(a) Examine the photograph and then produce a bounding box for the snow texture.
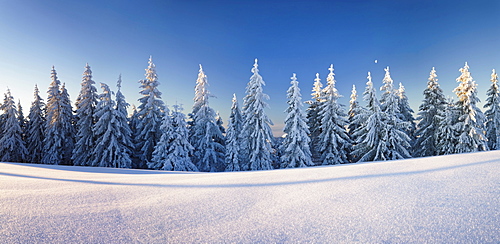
[1,151,498,243]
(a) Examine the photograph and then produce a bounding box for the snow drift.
[1,151,499,243]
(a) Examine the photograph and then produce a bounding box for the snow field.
[1,150,499,243]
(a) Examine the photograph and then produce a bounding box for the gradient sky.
[0,0,499,136]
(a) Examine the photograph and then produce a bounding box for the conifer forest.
[1,57,498,172]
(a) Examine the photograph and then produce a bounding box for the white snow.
[1,151,499,243]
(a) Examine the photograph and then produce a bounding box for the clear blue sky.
[0,0,498,136]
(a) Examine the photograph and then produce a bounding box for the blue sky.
[0,0,498,135]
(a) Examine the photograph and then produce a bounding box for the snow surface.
[1,151,499,243]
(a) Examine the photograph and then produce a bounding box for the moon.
[374,59,378,64]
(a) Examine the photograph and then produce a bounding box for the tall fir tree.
[453,62,488,153]
[225,94,243,171]
[484,69,500,150]
[150,104,198,171]
[73,63,98,166]
[379,67,412,160]
[26,85,46,163]
[397,82,416,151]
[189,65,225,172]
[92,82,132,168]
[241,59,274,171]
[348,84,364,162]
[414,67,447,157]
[280,73,313,168]
[306,73,323,164]
[351,72,387,162]
[114,75,134,167]
[42,66,74,164]
[436,98,459,155]
[17,100,26,142]
[135,56,166,168]
[128,104,141,167]
[317,65,351,165]
[0,89,28,162]
[59,83,76,165]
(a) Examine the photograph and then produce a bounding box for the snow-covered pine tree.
[317,65,351,165]
[135,56,166,168]
[280,73,313,168]
[128,104,141,168]
[306,73,323,164]
[397,82,416,151]
[436,98,459,155]
[347,84,364,162]
[17,100,26,142]
[453,62,488,153]
[379,67,412,160]
[150,104,198,171]
[414,67,447,157]
[189,65,225,172]
[42,67,66,165]
[225,94,243,171]
[114,75,134,168]
[241,59,275,171]
[92,82,132,168]
[0,89,28,162]
[484,69,500,150]
[59,83,76,165]
[351,72,387,162]
[73,63,98,166]
[26,85,46,163]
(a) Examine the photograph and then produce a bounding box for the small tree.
[347,84,364,162]
[17,100,26,142]
[437,99,459,155]
[317,65,351,165]
[0,89,28,162]
[150,105,198,171]
[26,85,46,163]
[484,69,500,150]
[59,83,76,165]
[280,73,313,168]
[225,94,243,171]
[397,82,416,152]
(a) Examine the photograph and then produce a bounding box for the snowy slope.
[1,151,499,243]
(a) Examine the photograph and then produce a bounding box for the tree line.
[0,57,498,171]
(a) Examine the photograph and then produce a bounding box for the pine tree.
[114,75,134,167]
[280,73,313,168]
[59,83,76,165]
[73,63,98,166]
[0,89,28,162]
[453,62,488,153]
[351,72,387,162]
[414,67,447,157]
[225,94,243,171]
[135,56,166,168]
[26,85,46,163]
[128,104,141,168]
[241,59,275,171]
[17,100,26,142]
[92,82,132,168]
[42,67,65,165]
[317,65,351,165]
[306,73,323,164]
[484,69,500,150]
[379,67,412,160]
[436,98,459,155]
[189,65,225,172]
[397,82,416,151]
[150,104,198,171]
[348,84,364,162]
